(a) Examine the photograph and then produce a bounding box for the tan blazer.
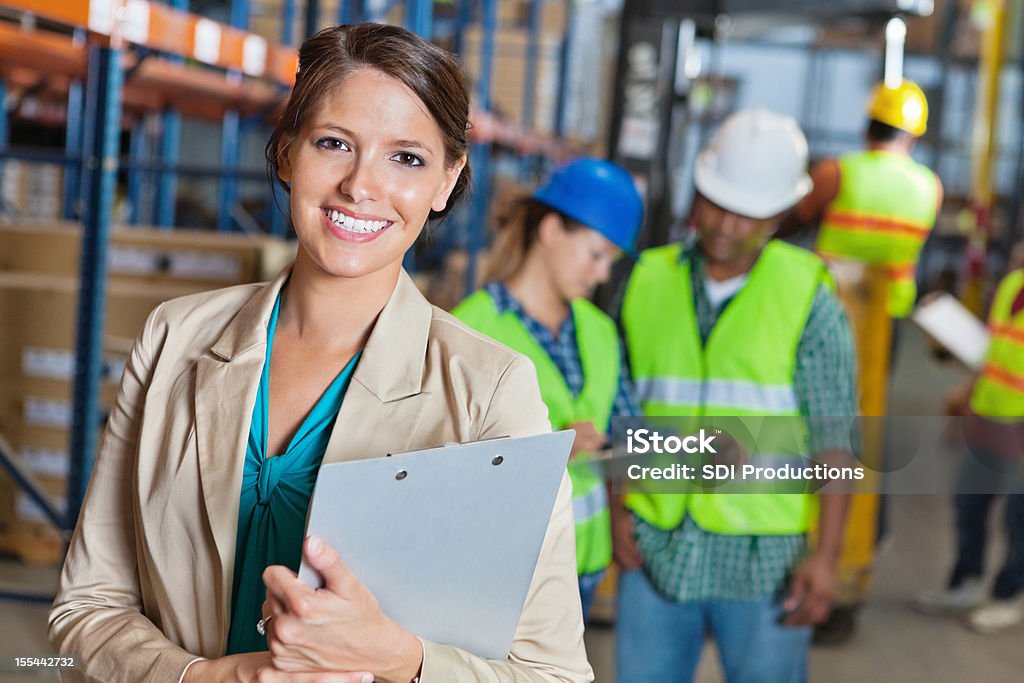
[49,267,593,683]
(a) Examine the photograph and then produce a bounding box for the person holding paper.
[916,266,1024,633]
[49,24,592,683]
[613,109,856,682]
[452,158,644,618]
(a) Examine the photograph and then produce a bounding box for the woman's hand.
[261,536,423,683]
[185,652,372,683]
[184,653,271,683]
[567,421,606,460]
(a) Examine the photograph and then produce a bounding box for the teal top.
[226,293,362,654]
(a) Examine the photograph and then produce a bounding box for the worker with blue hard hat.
[453,157,644,618]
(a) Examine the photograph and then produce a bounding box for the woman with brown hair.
[453,159,644,619]
[49,24,591,683]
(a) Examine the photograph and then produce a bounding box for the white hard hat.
[693,108,812,220]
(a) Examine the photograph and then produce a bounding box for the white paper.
[911,293,990,371]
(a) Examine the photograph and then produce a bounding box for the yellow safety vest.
[816,150,939,317]
[452,289,619,574]
[621,241,826,534]
[970,269,1024,421]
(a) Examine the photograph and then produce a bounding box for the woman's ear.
[536,212,566,247]
[276,138,294,183]
[432,155,468,213]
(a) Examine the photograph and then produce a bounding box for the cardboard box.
[0,222,295,288]
[1,159,63,223]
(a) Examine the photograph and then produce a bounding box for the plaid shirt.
[485,281,640,422]
[625,238,858,602]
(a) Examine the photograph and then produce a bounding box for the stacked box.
[0,223,294,563]
[1,160,64,222]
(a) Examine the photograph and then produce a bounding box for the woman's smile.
[321,206,394,242]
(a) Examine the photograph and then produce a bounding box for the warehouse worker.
[916,264,1024,633]
[613,109,857,682]
[49,24,592,683]
[789,79,943,318]
[453,158,644,619]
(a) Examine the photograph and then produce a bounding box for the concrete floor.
[1,325,1022,681]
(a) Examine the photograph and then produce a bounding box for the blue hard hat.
[532,158,644,255]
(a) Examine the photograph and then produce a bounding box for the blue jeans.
[579,570,606,621]
[615,569,811,683]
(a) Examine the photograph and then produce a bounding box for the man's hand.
[567,421,606,460]
[608,492,643,571]
[782,552,837,626]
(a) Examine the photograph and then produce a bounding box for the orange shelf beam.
[0,0,298,86]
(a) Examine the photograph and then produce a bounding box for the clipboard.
[911,293,990,371]
[298,430,575,660]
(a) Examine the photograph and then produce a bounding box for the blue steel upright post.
[405,0,433,40]
[218,107,241,231]
[553,0,575,139]
[466,0,498,295]
[154,0,187,228]
[154,106,181,227]
[126,116,149,224]
[281,0,296,44]
[0,80,5,205]
[305,0,321,38]
[339,0,361,25]
[453,0,473,57]
[401,0,434,273]
[63,30,88,221]
[519,0,541,181]
[268,0,299,238]
[67,43,125,528]
[63,84,85,220]
[218,0,249,232]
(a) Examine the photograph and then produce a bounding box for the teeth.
[325,209,389,234]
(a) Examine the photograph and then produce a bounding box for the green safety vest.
[970,269,1024,421]
[816,150,939,318]
[452,289,619,574]
[621,241,825,535]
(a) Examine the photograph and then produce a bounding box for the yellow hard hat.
[866,80,928,136]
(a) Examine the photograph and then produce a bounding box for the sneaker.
[966,596,1024,634]
[914,577,986,614]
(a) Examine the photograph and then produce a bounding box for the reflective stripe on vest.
[816,150,938,317]
[621,241,824,534]
[452,289,619,573]
[635,378,799,414]
[572,463,608,523]
[970,270,1024,421]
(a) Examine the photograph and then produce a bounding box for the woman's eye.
[392,152,424,167]
[315,137,349,151]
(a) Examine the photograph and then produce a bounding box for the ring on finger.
[256,614,274,636]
